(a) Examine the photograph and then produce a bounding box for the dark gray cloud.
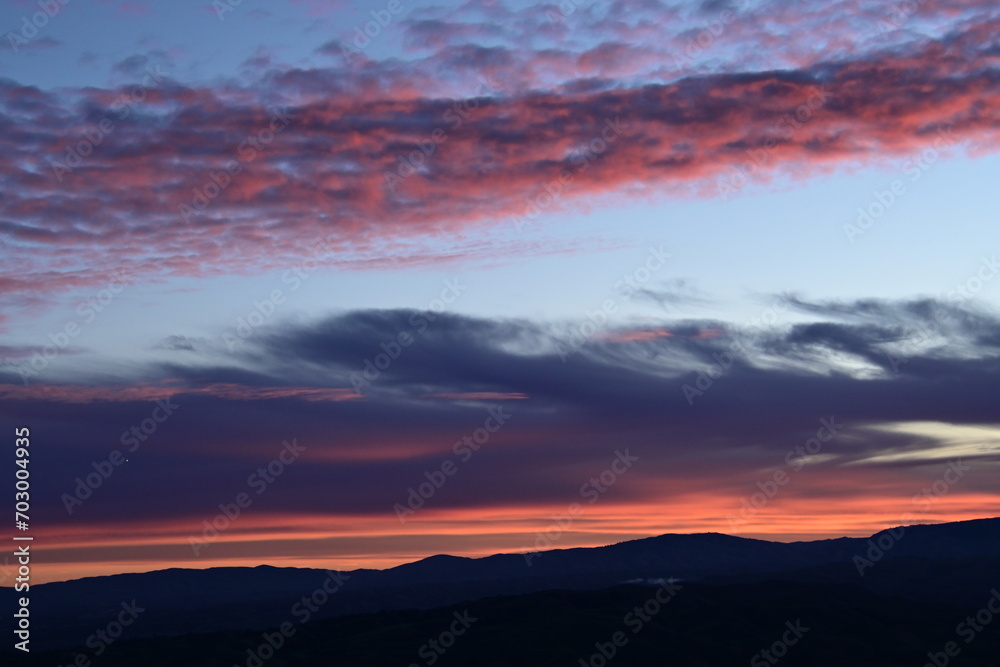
[2,297,998,535]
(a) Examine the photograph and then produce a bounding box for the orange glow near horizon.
[14,496,999,585]
[11,419,999,585]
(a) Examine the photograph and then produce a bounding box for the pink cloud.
[1,8,997,317]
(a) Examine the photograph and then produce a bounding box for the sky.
[0,0,998,585]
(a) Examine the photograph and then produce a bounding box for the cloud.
[154,335,201,352]
[4,296,999,576]
[0,382,359,403]
[16,35,62,51]
[634,280,714,310]
[600,327,676,343]
[423,391,530,400]
[112,53,151,76]
[2,4,998,317]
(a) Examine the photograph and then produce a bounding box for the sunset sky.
[1,0,999,585]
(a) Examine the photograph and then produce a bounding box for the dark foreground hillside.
[11,581,1000,667]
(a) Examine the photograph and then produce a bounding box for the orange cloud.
[26,495,1000,584]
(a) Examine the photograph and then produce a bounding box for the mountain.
[4,516,999,653]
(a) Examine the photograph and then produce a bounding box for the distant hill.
[4,516,999,652]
